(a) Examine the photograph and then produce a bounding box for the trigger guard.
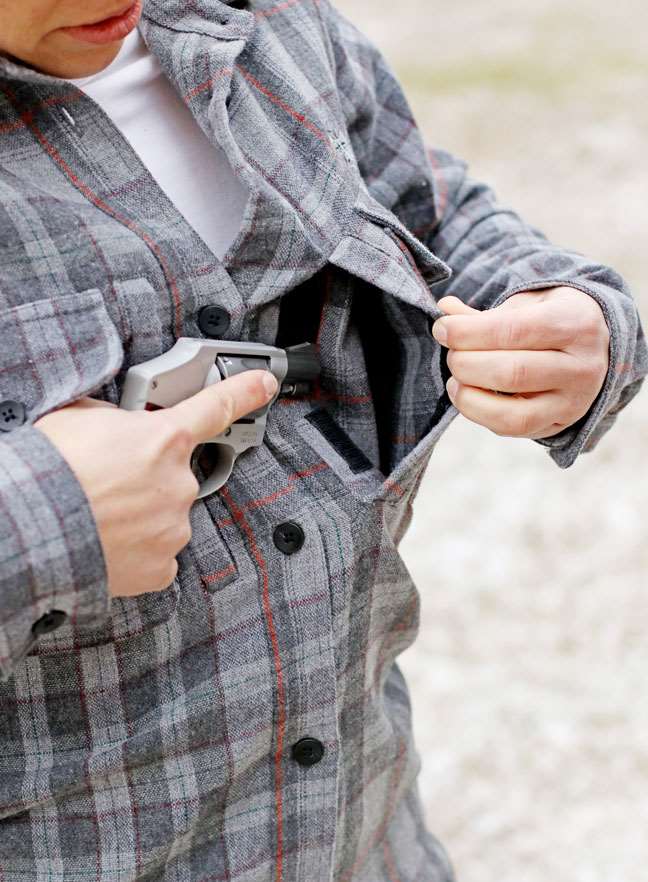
[194,444,237,499]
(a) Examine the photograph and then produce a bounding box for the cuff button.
[0,400,26,432]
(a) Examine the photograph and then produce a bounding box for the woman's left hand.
[430,286,610,440]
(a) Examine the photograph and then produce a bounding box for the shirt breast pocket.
[0,286,184,650]
[0,288,125,424]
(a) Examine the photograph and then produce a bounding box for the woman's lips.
[59,0,143,45]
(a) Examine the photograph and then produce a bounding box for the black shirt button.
[273,521,305,555]
[197,305,231,338]
[292,737,324,767]
[31,610,67,637]
[0,400,26,432]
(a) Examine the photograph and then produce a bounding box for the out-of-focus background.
[336,2,647,880]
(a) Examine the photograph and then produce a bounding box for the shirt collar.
[0,0,253,84]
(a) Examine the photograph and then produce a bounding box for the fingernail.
[446,377,458,398]
[432,320,448,345]
[263,372,279,397]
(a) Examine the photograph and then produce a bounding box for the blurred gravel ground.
[336,2,648,880]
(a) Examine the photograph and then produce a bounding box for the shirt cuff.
[0,424,111,682]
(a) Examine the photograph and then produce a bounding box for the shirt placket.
[140,7,346,879]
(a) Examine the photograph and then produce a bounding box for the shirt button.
[291,737,324,767]
[273,521,305,555]
[0,400,26,432]
[31,610,67,637]
[197,305,231,338]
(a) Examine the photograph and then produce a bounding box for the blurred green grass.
[401,47,648,98]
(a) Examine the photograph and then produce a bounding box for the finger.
[436,295,480,315]
[432,300,577,352]
[164,369,278,446]
[67,396,119,409]
[446,381,572,438]
[446,348,581,394]
[526,422,573,440]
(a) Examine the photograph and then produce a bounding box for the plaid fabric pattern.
[0,1,646,879]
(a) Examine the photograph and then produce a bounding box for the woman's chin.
[22,38,123,79]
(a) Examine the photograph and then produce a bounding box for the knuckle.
[170,426,194,453]
[540,305,579,347]
[565,394,589,421]
[508,356,528,390]
[572,355,605,391]
[578,358,600,385]
[581,308,606,339]
[497,408,533,438]
[449,380,463,406]
[178,520,193,549]
[161,513,193,553]
[156,419,193,456]
[548,393,579,426]
[516,409,537,437]
[592,352,609,378]
[158,517,188,554]
[569,355,590,380]
[500,317,522,350]
[490,419,509,437]
[445,349,459,375]
[599,321,611,347]
[155,558,178,590]
[185,473,200,502]
[556,315,582,347]
[219,392,236,429]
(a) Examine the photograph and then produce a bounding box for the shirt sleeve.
[0,424,111,683]
[324,3,648,469]
[420,146,647,467]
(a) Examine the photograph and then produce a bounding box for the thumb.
[71,396,120,409]
[161,369,278,446]
[436,295,480,316]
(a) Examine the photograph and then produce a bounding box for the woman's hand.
[33,370,278,599]
[430,287,610,440]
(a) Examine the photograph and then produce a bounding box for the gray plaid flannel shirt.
[0,1,646,880]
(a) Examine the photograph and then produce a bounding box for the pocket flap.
[0,289,124,422]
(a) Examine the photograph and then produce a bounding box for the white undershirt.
[69,27,248,260]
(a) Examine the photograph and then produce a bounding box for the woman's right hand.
[33,370,278,599]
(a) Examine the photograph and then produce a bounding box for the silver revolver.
[119,339,320,498]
